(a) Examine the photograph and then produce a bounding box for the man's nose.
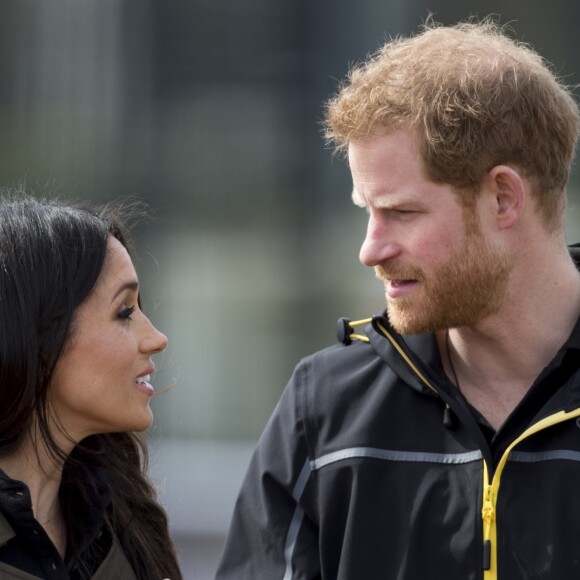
[359,216,401,267]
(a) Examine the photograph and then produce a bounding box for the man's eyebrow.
[111,281,139,302]
[352,189,416,211]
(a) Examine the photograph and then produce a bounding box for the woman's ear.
[485,165,526,230]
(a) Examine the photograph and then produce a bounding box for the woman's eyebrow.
[111,280,139,302]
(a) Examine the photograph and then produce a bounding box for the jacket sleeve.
[215,360,321,580]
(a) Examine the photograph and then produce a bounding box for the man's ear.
[485,165,526,229]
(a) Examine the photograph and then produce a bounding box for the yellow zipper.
[482,408,580,580]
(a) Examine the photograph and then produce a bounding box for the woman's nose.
[141,317,169,354]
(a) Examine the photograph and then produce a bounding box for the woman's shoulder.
[91,530,137,580]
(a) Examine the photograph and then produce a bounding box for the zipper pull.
[483,540,491,571]
[482,484,495,571]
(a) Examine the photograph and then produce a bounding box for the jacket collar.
[367,313,447,396]
[0,511,15,548]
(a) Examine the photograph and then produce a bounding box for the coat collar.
[0,511,15,548]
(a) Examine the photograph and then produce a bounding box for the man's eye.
[392,209,418,218]
[118,305,136,320]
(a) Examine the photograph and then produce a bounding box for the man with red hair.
[218,20,580,579]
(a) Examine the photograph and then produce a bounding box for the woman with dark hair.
[0,195,182,579]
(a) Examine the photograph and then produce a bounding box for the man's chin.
[386,305,433,335]
[386,300,455,335]
[387,302,494,335]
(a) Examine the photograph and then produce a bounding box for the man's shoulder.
[285,315,439,415]
[288,330,393,413]
[299,334,380,379]
[294,313,435,384]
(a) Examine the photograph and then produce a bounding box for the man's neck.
[439,246,580,430]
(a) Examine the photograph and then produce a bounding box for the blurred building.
[0,1,579,577]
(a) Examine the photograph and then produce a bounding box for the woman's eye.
[118,305,136,320]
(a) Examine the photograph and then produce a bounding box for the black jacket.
[0,469,136,580]
[217,247,580,580]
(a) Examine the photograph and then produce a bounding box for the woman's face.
[50,237,168,443]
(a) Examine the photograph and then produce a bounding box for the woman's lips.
[134,374,154,396]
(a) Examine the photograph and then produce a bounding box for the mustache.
[374,265,425,283]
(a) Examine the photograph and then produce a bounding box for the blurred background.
[0,0,579,577]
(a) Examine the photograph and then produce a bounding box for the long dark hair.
[0,195,181,579]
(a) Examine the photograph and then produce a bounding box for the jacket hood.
[365,313,446,397]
